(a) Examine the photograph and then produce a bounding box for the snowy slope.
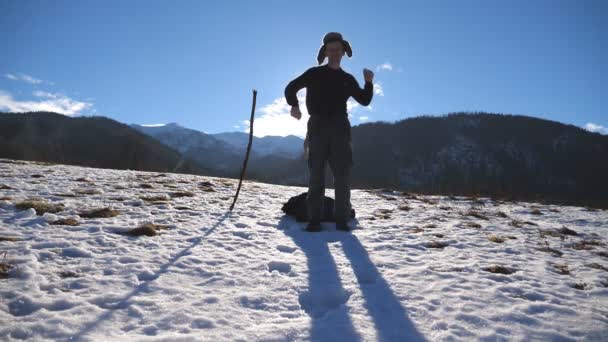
[0,158,607,341]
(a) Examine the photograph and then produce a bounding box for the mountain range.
[1,111,606,208]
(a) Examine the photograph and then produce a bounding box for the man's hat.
[316,32,353,65]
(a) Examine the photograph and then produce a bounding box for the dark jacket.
[284,64,373,117]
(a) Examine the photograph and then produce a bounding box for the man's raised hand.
[290,105,302,120]
[363,68,374,83]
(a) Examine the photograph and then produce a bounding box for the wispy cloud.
[0,90,93,116]
[375,62,393,72]
[584,122,608,135]
[5,73,54,85]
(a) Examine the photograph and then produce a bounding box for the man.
[284,32,374,232]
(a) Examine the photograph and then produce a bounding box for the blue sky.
[1,0,606,137]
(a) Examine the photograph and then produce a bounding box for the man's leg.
[328,117,353,224]
[306,117,330,224]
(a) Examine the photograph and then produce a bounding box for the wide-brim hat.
[316,32,353,65]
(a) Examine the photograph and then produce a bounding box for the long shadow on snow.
[278,215,426,342]
[70,211,232,341]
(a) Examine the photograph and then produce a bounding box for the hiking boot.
[336,220,350,231]
[305,221,322,232]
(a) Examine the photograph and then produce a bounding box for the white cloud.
[0,90,93,116]
[374,82,384,96]
[5,73,53,85]
[584,122,608,134]
[141,123,167,127]
[240,91,309,138]
[359,116,369,122]
[375,62,393,72]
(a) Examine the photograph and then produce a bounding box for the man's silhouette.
[284,32,374,232]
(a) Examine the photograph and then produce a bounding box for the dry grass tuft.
[572,282,589,290]
[79,207,119,218]
[0,236,20,242]
[558,227,578,236]
[585,263,608,272]
[15,200,64,215]
[125,223,170,237]
[170,191,195,198]
[425,241,449,249]
[483,265,515,275]
[50,218,79,226]
[0,252,12,278]
[537,246,563,257]
[488,235,506,243]
[552,263,570,275]
[466,210,489,220]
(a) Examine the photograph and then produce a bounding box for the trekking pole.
[229,89,257,211]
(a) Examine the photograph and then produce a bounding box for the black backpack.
[281,191,356,222]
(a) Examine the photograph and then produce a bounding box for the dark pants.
[305,114,353,223]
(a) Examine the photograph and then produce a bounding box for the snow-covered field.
[0,158,607,341]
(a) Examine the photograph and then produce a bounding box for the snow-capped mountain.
[212,131,305,159]
[1,159,607,340]
[130,122,243,171]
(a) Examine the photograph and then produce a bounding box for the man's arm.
[350,75,373,106]
[284,67,313,107]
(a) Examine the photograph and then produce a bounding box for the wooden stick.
[230,89,257,211]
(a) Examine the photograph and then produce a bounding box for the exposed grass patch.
[30,174,44,178]
[199,181,214,187]
[125,223,170,237]
[0,236,20,242]
[0,252,12,278]
[139,183,154,189]
[419,197,438,205]
[52,193,78,198]
[572,282,589,290]
[74,188,102,195]
[488,235,506,243]
[466,222,482,228]
[50,218,79,226]
[466,210,489,220]
[570,240,605,251]
[59,270,80,278]
[79,207,119,218]
[552,263,570,275]
[483,265,515,275]
[496,211,509,218]
[530,208,543,215]
[537,246,563,257]
[410,227,424,233]
[585,263,608,272]
[598,251,608,258]
[140,195,170,202]
[424,223,437,228]
[15,200,65,215]
[398,205,411,211]
[75,177,92,182]
[558,227,578,236]
[0,196,11,201]
[170,191,195,198]
[425,241,449,249]
[0,184,13,190]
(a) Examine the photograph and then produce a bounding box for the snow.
[0,158,607,341]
